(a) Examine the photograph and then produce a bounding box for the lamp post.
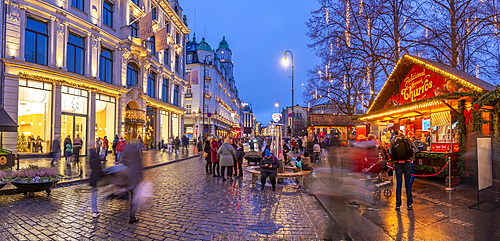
[282,50,294,138]
[202,55,212,137]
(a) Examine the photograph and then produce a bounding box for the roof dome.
[198,37,213,52]
[217,36,229,50]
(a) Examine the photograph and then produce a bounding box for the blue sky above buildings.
[181,0,320,124]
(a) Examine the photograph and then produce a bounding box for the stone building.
[2,0,189,155]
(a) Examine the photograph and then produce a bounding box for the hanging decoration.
[474,15,478,32]
[325,7,329,24]
[345,1,351,47]
[330,42,333,54]
[367,18,371,38]
[467,18,470,34]
[343,75,346,89]
[464,109,472,124]
[359,0,363,16]
[476,65,479,78]
[403,16,406,30]
[425,24,428,38]
[366,62,370,86]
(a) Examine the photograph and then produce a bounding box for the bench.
[244,166,311,188]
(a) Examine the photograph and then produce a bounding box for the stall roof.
[310,114,364,127]
[367,55,496,115]
[0,106,17,132]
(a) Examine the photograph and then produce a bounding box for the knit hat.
[265,149,272,157]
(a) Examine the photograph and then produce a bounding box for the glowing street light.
[282,50,294,137]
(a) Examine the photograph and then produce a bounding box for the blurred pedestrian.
[50,135,61,166]
[168,136,173,153]
[173,136,180,155]
[73,134,83,163]
[389,130,414,212]
[218,138,237,182]
[182,134,189,154]
[161,138,165,153]
[96,137,102,156]
[123,130,143,224]
[283,141,290,165]
[102,136,109,163]
[112,135,119,163]
[211,137,220,177]
[298,137,303,154]
[235,143,244,177]
[116,137,126,163]
[65,144,73,166]
[291,138,296,153]
[260,149,280,191]
[63,135,72,163]
[204,137,212,175]
[89,148,104,218]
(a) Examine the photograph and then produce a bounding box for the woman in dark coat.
[234,143,244,177]
[89,148,104,218]
[211,137,220,177]
[204,137,212,175]
[63,135,72,162]
[260,149,280,191]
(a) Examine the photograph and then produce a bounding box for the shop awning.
[0,106,18,132]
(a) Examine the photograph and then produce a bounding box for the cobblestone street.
[0,156,340,240]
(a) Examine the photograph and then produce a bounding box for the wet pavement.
[306,146,500,241]
[0,155,341,240]
[0,147,199,192]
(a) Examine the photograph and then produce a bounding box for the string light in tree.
[476,65,479,78]
[366,62,370,86]
[403,16,406,31]
[426,24,428,38]
[359,0,363,15]
[343,75,347,89]
[367,18,371,38]
[326,7,329,24]
[467,18,470,34]
[346,1,351,47]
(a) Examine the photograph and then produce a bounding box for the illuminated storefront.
[17,79,52,153]
[145,106,156,148]
[172,113,180,138]
[61,86,88,155]
[95,94,116,140]
[160,110,170,141]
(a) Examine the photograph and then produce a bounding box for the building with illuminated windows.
[280,105,309,138]
[1,0,189,155]
[184,35,242,138]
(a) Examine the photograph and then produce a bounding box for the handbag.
[203,152,209,158]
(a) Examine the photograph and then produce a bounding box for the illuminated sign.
[272,113,282,123]
[431,143,460,153]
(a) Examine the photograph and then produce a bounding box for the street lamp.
[275,100,280,110]
[282,50,294,138]
[202,55,212,137]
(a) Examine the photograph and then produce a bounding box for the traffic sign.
[207,112,212,118]
[288,113,293,118]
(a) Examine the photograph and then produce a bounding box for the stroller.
[101,164,134,198]
[362,152,393,200]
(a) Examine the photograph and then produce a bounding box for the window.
[103,0,113,28]
[175,55,179,73]
[25,17,48,66]
[99,47,113,83]
[173,84,179,106]
[186,88,192,94]
[162,78,169,103]
[204,104,209,113]
[164,48,169,66]
[131,0,138,6]
[165,20,170,33]
[130,19,138,38]
[150,36,156,54]
[127,62,139,87]
[186,104,191,114]
[147,71,156,98]
[72,0,84,11]
[187,54,192,63]
[152,7,157,20]
[67,32,85,75]
[175,31,180,44]
[204,84,210,95]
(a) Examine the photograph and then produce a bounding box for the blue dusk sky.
[181,1,321,124]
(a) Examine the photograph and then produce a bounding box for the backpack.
[391,137,413,160]
[414,140,427,152]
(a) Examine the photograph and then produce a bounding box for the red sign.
[406,124,415,137]
[384,64,469,109]
[431,143,460,153]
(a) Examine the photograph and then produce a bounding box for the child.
[65,144,73,166]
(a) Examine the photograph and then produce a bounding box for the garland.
[457,100,466,177]
[18,71,122,98]
[415,152,448,160]
[414,164,449,176]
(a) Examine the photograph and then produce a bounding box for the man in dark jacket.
[174,137,181,155]
[89,148,104,218]
[112,135,119,163]
[123,130,143,224]
[51,135,61,165]
[389,130,414,212]
[182,135,189,154]
[234,143,244,177]
[298,137,303,154]
[260,149,280,191]
[204,137,212,175]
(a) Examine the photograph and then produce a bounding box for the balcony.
[125,108,146,124]
[185,93,192,98]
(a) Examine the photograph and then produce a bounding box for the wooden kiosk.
[308,114,365,145]
[359,55,496,186]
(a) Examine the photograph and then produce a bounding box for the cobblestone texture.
[0,156,338,240]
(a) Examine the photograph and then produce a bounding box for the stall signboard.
[422,118,431,131]
[431,143,460,152]
[356,125,366,140]
[406,124,415,137]
[384,64,470,109]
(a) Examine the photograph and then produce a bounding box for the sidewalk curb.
[0,154,201,195]
[304,181,352,241]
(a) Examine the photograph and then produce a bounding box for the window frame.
[67,31,86,75]
[186,104,191,114]
[175,54,179,73]
[173,84,179,106]
[127,62,139,87]
[164,48,169,66]
[71,0,85,12]
[147,70,157,98]
[150,36,156,55]
[25,17,49,66]
[99,46,113,83]
[130,18,139,38]
[103,0,114,28]
[162,78,169,103]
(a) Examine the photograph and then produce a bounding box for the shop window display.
[145,106,156,148]
[61,86,88,155]
[17,80,52,153]
[95,94,116,141]
[160,110,169,142]
[172,113,179,138]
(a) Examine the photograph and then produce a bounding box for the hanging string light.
[330,42,333,54]
[337,36,339,48]
[326,7,329,24]
[359,0,363,16]
[329,73,332,83]
[467,18,470,34]
[474,15,478,32]
[318,70,322,82]
[346,1,351,47]
[366,62,370,86]
[403,16,406,31]
[476,65,479,78]
[367,18,371,38]
[343,75,347,89]
[494,16,498,35]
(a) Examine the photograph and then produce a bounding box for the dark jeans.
[74,147,81,163]
[395,162,413,207]
[261,171,276,188]
[220,166,233,179]
[233,161,243,176]
[206,159,212,174]
[410,162,415,188]
[212,162,219,176]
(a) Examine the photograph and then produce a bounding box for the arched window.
[127,62,139,87]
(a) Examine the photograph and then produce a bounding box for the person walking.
[102,136,109,163]
[173,136,181,155]
[89,147,104,218]
[63,135,72,163]
[298,137,303,155]
[211,137,220,177]
[116,137,126,163]
[95,137,102,157]
[122,130,143,224]
[160,138,165,153]
[73,134,83,163]
[260,149,280,191]
[235,143,244,177]
[65,144,73,166]
[112,135,119,163]
[204,137,212,175]
[389,130,414,212]
[182,135,189,154]
[167,136,174,154]
[218,138,237,182]
[291,138,296,153]
[50,135,61,165]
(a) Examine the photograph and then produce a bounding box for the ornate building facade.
[2,0,189,154]
[184,35,242,138]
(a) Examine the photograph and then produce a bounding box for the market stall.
[308,114,366,145]
[359,55,496,186]
[0,105,18,168]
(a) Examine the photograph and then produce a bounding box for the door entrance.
[125,123,141,141]
[61,114,87,155]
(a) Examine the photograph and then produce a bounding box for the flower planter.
[12,181,58,198]
[244,156,261,166]
[0,182,7,190]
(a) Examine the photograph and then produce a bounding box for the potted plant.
[0,170,11,190]
[11,165,63,198]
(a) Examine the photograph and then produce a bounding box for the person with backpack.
[411,136,427,189]
[260,149,280,191]
[389,130,414,212]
